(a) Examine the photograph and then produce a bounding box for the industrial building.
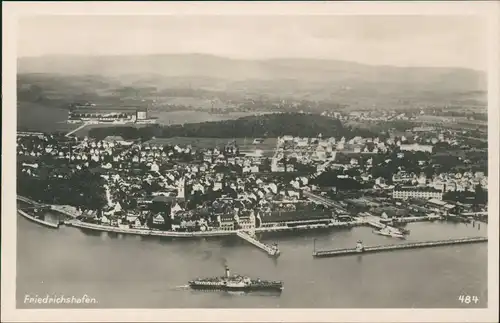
[399,143,434,153]
[392,186,443,200]
[67,105,154,124]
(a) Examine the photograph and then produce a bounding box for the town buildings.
[399,143,433,153]
[392,186,443,200]
[67,105,155,124]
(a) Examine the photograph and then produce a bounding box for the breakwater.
[17,196,59,228]
[313,236,488,258]
[17,209,59,229]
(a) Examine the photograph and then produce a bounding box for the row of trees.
[88,113,378,141]
[17,169,107,212]
[443,184,487,206]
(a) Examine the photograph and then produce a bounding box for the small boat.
[373,227,406,239]
[398,228,411,235]
[269,243,281,257]
[391,223,411,234]
[379,218,393,224]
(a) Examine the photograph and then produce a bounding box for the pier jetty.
[392,215,442,223]
[313,236,488,258]
[17,196,59,228]
[236,231,281,257]
[362,215,403,234]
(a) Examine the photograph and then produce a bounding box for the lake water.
[16,215,488,308]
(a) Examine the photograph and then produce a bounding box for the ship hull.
[373,230,406,239]
[189,283,283,292]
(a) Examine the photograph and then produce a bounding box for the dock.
[361,215,403,235]
[236,231,281,257]
[393,215,442,223]
[313,236,488,258]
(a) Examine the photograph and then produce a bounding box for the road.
[65,123,88,137]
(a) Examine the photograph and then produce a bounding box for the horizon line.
[17,52,486,73]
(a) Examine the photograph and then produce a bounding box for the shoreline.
[17,195,481,240]
[65,219,359,238]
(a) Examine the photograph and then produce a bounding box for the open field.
[70,123,152,137]
[415,115,487,126]
[150,110,274,126]
[346,116,487,136]
[17,100,277,135]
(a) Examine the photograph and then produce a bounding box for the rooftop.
[70,109,138,115]
[394,186,442,193]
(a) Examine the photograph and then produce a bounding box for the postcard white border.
[2,1,499,322]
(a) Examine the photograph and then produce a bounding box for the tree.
[474,184,487,205]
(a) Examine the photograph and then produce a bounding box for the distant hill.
[17,54,487,115]
[88,112,375,140]
[18,54,486,93]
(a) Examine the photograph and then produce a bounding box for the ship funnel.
[225,266,230,278]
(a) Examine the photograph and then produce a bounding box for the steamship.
[188,266,283,292]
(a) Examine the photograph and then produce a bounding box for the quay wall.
[261,210,333,223]
[68,220,236,237]
[67,219,360,238]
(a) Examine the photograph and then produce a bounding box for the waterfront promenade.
[17,195,47,207]
[18,194,446,239]
[16,193,476,247]
[64,218,359,238]
[65,220,236,237]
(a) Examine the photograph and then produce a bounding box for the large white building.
[393,186,443,200]
[399,143,433,153]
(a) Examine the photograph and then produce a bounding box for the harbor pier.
[17,196,59,228]
[313,236,488,258]
[236,231,281,257]
[362,215,405,236]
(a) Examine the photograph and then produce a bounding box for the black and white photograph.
[2,1,499,322]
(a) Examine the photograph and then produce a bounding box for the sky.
[17,15,488,71]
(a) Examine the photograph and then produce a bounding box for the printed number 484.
[459,295,479,304]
